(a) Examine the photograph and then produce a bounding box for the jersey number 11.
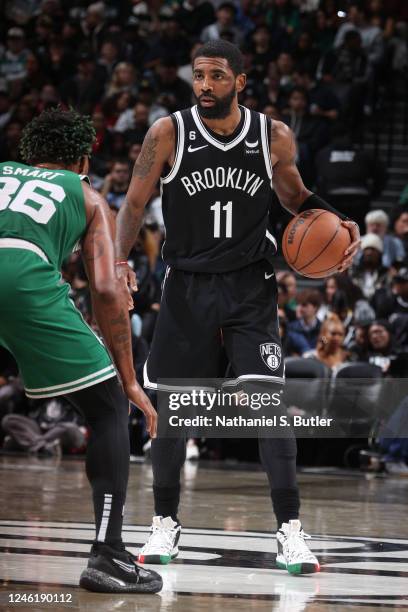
[211,201,232,239]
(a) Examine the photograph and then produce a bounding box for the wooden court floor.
[0,454,407,611]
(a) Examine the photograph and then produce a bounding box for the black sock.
[93,492,126,550]
[153,484,180,523]
[271,487,300,529]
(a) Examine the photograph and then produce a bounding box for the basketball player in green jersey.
[0,108,162,594]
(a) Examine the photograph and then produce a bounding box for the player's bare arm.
[82,183,157,437]
[115,117,175,288]
[270,120,360,272]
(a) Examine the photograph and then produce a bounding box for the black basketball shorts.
[143,259,285,390]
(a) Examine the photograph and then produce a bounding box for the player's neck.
[35,162,80,173]
[199,104,242,136]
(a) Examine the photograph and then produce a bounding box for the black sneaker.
[80,542,163,593]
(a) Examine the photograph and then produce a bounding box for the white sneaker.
[138,516,181,565]
[186,439,199,461]
[276,519,320,575]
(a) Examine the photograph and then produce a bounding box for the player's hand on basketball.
[125,382,157,438]
[338,221,361,273]
[116,262,138,309]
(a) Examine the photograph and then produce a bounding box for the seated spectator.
[293,69,340,124]
[145,17,191,68]
[362,320,408,376]
[372,267,408,318]
[356,210,406,268]
[0,28,30,101]
[175,1,215,38]
[266,0,300,39]
[276,271,297,315]
[200,3,244,46]
[59,52,105,115]
[315,130,386,230]
[293,32,321,75]
[115,102,150,140]
[305,314,348,369]
[321,30,370,129]
[282,86,328,185]
[105,61,137,98]
[278,281,297,322]
[249,26,283,79]
[287,289,322,355]
[334,3,384,68]
[351,233,388,299]
[0,92,14,130]
[276,52,296,94]
[390,205,408,252]
[100,160,131,210]
[152,58,192,113]
[311,9,337,54]
[89,108,114,178]
[318,273,364,321]
[98,39,121,78]
[0,121,23,162]
[80,1,108,53]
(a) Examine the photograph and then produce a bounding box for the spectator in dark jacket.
[287,289,322,355]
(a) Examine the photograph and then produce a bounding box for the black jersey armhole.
[161,114,178,178]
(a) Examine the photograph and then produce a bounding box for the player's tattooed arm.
[269,121,311,214]
[115,117,175,261]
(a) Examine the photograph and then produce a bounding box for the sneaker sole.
[138,549,179,565]
[276,558,320,575]
[79,569,163,593]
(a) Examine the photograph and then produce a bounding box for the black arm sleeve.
[298,193,350,222]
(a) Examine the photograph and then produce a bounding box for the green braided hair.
[20,106,96,166]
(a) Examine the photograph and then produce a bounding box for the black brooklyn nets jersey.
[160,105,276,273]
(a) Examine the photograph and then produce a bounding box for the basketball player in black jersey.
[115,40,360,575]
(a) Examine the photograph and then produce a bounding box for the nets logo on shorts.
[260,343,282,371]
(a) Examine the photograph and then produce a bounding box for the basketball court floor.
[0,454,407,611]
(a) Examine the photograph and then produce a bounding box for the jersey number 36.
[0,177,65,224]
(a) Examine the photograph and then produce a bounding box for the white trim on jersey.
[143,361,215,392]
[191,105,251,151]
[266,229,277,251]
[0,238,49,262]
[260,114,273,183]
[161,111,185,184]
[222,373,285,386]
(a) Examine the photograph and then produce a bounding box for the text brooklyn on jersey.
[161,105,277,273]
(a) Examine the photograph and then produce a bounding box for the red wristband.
[115,260,128,265]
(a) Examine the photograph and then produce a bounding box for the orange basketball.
[282,209,351,279]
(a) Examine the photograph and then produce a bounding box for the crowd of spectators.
[1,0,408,466]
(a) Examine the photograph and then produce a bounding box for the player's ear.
[235,73,246,94]
[78,156,89,175]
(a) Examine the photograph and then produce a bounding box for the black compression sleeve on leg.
[65,377,130,549]
[298,193,349,221]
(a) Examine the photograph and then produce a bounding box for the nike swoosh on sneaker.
[265,272,274,279]
[113,558,137,573]
[188,144,208,152]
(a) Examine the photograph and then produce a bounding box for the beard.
[195,86,237,119]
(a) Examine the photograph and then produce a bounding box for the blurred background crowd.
[0,0,408,470]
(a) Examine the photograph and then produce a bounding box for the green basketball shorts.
[0,242,116,398]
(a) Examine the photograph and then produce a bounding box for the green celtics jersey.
[0,161,87,269]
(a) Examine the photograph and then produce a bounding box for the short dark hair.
[297,289,322,309]
[192,40,244,76]
[20,107,95,165]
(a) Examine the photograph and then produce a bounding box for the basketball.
[282,209,351,279]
